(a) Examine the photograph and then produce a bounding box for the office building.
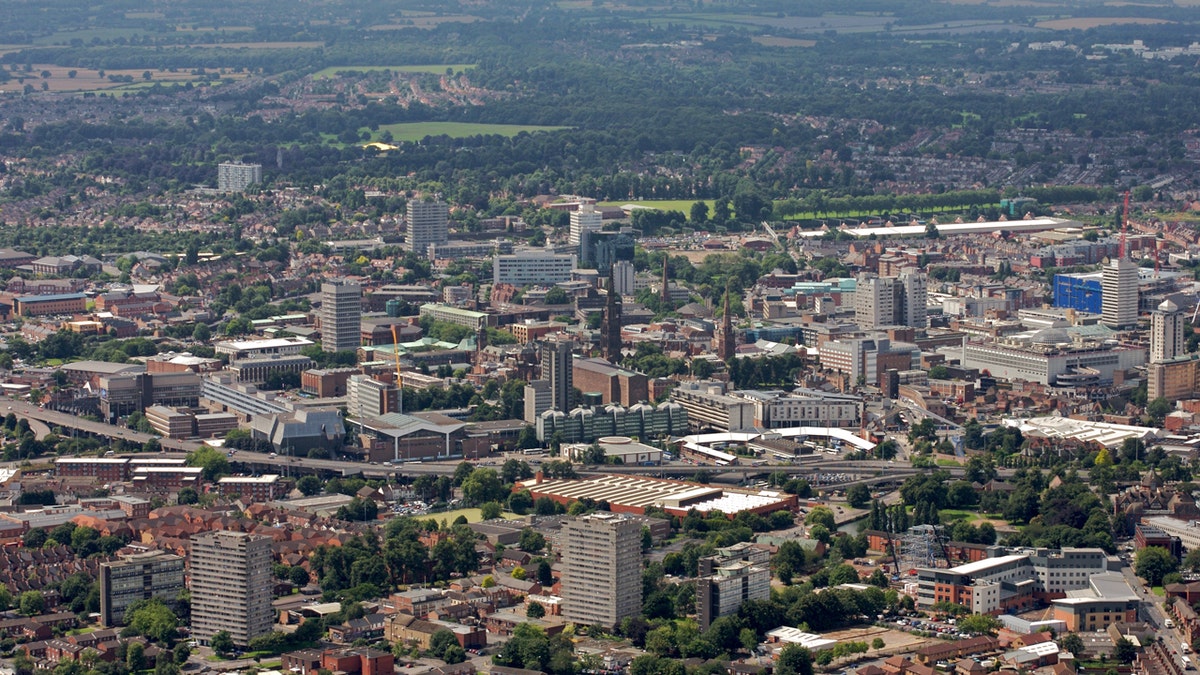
[405,200,449,257]
[99,551,185,626]
[1148,357,1200,402]
[217,162,262,192]
[697,560,770,630]
[612,261,636,296]
[568,204,603,247]
[900,270,928,329]
[669,381,861,432]
[541,340,573,412]
[1152,298,1186,363]
[493,251,578,286]
[348,374,399,418]
[523,380,552,424]
[854,272,927,329]
[561,513,642,628]
[1101,258,1138,329]
[601,275,623,363]
[961,333,1145,387]
[579,229,635,274]
[819,337,914,386]
[190,530,273,647]
[573,357,646,406]
[321,281,362,353]
[916,547,1109,615]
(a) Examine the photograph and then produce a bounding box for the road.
[1122,563,1188,669]
[11,399,1021,484]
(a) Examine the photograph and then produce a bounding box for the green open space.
[368,121,568,142]
[597,199,714,213]
[312,64,476,79]
[414,508,521,524]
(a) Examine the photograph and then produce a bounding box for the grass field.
[752,36,817,47]
[597,199,714,212]
[0,66,246,95]
[313,64,476,79]
[189,41,324,49]
[1036,17,1170,29]
[415,508,520,524]
[367,121,568,142]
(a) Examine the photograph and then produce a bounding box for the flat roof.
[523,474,791,515]
[795,217,1078,239]
[949,554,1028,576]
[16,293,87,302]
[219,475,281,484]
[214,337,314,351]
[56,457,129,464]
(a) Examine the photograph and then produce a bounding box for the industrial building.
[517,474,797,518]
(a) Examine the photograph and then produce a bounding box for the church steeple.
[717,282,735,361]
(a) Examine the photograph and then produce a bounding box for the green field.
[313,64,476,78]
[368,121,568,142]
[598,199,715,212]
[415,508,521,524]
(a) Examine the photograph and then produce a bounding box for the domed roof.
[1030,327,1070,345]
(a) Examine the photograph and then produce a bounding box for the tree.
[872,638,885,650]
[290,566,311,586]
[442,645,466,664]
[1185,548,1200,573]
[776,644,813,675]
[177,487,199,505]
[527,602,546,618]
[126,599,178,642]
[297,475,323,496]
[519,529,546,552]
[957,614,1001,636]
[480,501,503,520]
[18,591,44,616]
[690,201,709,224]
[846,484,871,509]
[209,630,234,656]
[186,447,230,481]
[804,506,835,530]
[192,323,211,342]
[127,642,146,671]
[461,468,507,505]
[1114,637,1136,664]
[429,630,458,659]
[1135,546,1178,586]
[1061,634,1085,657]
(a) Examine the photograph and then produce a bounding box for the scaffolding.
[900,524,947,571]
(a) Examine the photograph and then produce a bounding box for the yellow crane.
[390,324,403,414]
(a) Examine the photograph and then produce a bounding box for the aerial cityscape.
[4,2,1200,675]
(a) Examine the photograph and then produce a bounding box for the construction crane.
[390,324,404,414]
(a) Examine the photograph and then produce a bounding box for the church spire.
[718,282,735,360]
